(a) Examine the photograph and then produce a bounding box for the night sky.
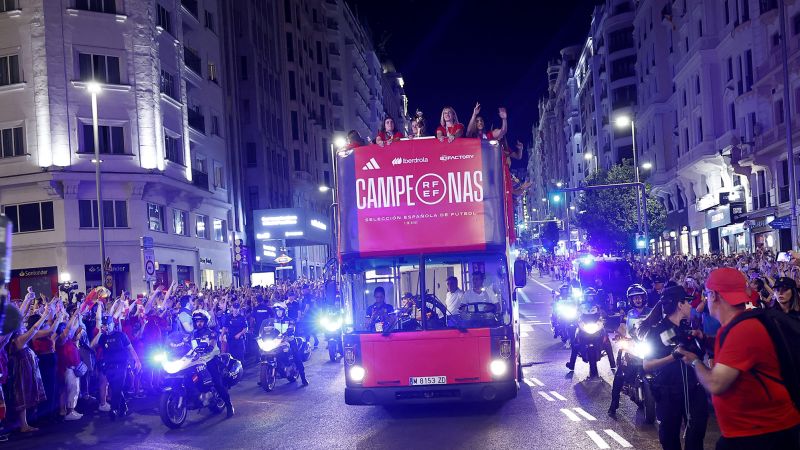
[346,0,601,156]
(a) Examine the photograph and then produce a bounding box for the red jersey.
[436,123,464,138]
[377,131,403,142]
[713,318,800,437]
[477,130,495,140]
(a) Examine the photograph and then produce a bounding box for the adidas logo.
[362,157,381,170]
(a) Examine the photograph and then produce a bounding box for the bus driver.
[463,271,499,307]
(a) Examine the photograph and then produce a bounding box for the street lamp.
[87,81,108,288]
[318,185,331,193]
[615,113,649,254]
[584,151,599,172]
[642,162,653,170]
[333,136,347,150]
[556,181,563,188]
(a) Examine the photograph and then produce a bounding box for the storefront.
[177,265,193,285]
[8,266,58,299]
[252,208,331,282]
[84,263,130,295]
[720,223,749,254]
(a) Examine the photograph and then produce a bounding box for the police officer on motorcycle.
[641,286,708,450]
[272,303,309,386]
[191,310,235,417]
[566,289,616,371]
[608,284,650,417]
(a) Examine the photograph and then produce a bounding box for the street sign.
[770,216,792,230]
[275,254,293,265]
[143,248,156,282]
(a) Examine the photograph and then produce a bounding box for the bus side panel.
[358,329,492,388]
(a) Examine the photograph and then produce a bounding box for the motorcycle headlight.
[161,357,187,375]
[258,338,282,352]
[580,321,602,335]
[632,341,653,359]
[570,287,583,299]
[153,351,167,363]
[557,304,578,320]
[320,316,342,333]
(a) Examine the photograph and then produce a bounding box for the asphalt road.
[7,276,721,449]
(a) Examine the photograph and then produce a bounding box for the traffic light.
[635,233,647,249]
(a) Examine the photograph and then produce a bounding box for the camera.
[60,281,79,294]
[660,326,704,359]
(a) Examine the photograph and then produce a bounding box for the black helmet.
[626,284,647,298]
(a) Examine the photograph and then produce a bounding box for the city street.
[8,276,720,450]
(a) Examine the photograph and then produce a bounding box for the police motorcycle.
[568,289,619,378]
[611,284,656,423]
[551,284,581,343]
[257,303,311,391]
[153,315,242,429]
[320,306,344,362]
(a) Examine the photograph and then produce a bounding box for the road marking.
[518,290,532,304]
[530,277,555,291]
[560,408,581,422]
[549,391,567,401]
[521,332,529,338]
[528,377,545,386]
[573,407,597,421]
[603,430,632,448]
[585,431,610,449]
[538,391,555,402]
[523,379,537,387]
[521,324,534,333]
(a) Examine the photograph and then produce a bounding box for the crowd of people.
[0,277,330,442]
[535,249,800,449]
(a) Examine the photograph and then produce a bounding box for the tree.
[540,221,560,254]
[575,161,666,253]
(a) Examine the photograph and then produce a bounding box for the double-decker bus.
[333,137,526,405]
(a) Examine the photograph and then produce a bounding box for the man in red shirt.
[677,267,800,449]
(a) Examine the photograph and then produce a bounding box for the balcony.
[187,107,205,133]
[181,0,198,17]
[191,169,208,190]
[184,48,202,76]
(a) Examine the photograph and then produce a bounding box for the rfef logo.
[362,157,381,170]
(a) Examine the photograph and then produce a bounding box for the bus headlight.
[490,359,508,376]
[349,365,366,382]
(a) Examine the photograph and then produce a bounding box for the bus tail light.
[499,340,512,358]
[344,346,356,365]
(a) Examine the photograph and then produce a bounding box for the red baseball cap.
[705,267,751,305]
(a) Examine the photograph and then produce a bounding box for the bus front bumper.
[345,380,518,405]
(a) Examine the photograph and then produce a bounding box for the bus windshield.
[342,252,511,333]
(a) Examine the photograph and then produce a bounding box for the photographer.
[676,268,800,449]
[642,285,708,450]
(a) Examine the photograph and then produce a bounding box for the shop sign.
[706,206,732,228]
[730,202,747,223]
[86,264,129,273]
[200,257,213,266]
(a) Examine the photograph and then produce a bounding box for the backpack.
[717,308,800,412]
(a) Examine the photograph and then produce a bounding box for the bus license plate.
[409,376,446,386]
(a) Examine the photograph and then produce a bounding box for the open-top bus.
[333,137,526,405]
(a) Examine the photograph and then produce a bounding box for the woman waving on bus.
[467,103,507,141]
[435,106,464,143]
[375,116,404,147]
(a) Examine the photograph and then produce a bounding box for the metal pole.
[632,120,643,239]
[564,191,570,254]
[780,0,798,250]
[91,90,108,288]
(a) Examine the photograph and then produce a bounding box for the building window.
[195,215,208,239]
[246,143,257,167]
[284,0,291,23]
[695,76,701,94]
[75,0,116,14]
[318,71,325,97]
[78,53,121,84]
[213,163,225,189]
[204,10,214,31]
[80,124,125,154]
[697,117,703,143]
[147,203,165,232]
[173,209,188,236]
[211,115,220,136]
[164,134,183,165]
[239,56,247,80]
[159,70,177,100]
[0,54,20,86]
[724,0,730,24]
[78,200,127,228]
[291,111,299,140]
[793,13,800,35]
[0,126,24,158]
[776,99,785,124]
[726,57,733,81]
[213,218,225,242]
[742,0,750,22]
[156,4,172,34]
[759,0,777,14]
[2,201,54,233]
[286,32,294,62]
[729,102,737,130]
[744,49,754,91]
[289,71,296,100]
[207,62,218,83]
[294,149,301,170]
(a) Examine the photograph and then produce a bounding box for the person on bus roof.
[435,106,464,143]
[344,130,366,150]
[408,109,426,138]
[375,116,404,147]
[466,102,507,141]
